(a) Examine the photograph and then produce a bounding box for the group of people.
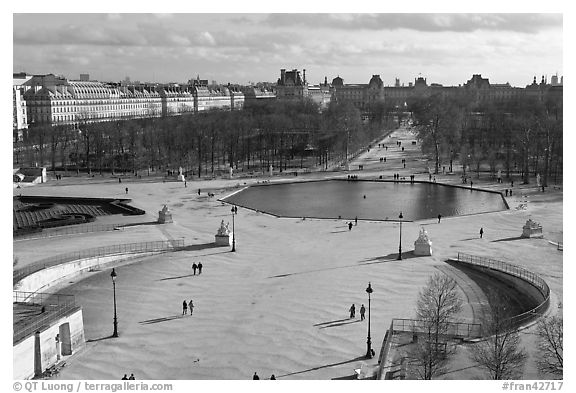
[182,299,195,316]
[191,262,203,275]
[253,372,275,380]
[349,304,366,320]
[347,175,359,181]
[121,374,135,380]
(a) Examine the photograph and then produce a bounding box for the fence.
[376,318,481,379]
[391,318,482,339]
[13,239,185,285]
[13,291,78,345]
[456,252,550,329]
[14,223,123,241]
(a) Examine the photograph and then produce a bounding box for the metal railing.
[13,291,78,345]
[14,223,123,241]
[391,318,482,339]
[456,252,550,329]
[13,239,185,285]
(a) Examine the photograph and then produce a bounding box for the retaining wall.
[13,309,84,380]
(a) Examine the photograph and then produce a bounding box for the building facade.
[14,74,247,132]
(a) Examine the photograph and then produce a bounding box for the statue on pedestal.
[158,204,173,224]
[177,166,185,182]
[522,218,543,238]
[215,220,232,246]
[414,227,432,256]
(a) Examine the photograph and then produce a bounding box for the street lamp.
[111,268,118,337]
[366,282,373,358]
[231,206,236,252]
[397,212,403,260]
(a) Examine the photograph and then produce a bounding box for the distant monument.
[215,220,232,246]
[536,173,541,187]
[158,205,173,224]
[414,227,432,256]
[177,167,185,182]
[521,218,543,238]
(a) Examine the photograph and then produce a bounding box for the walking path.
[13,125,562,380]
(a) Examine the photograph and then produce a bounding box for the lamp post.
[366,282,373,358]
[231,206,236,252]
[397,212,403,260]
[111,268,118,338]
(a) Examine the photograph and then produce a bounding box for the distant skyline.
[13,13,563,87]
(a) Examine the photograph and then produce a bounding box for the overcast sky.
[13,12,563,87]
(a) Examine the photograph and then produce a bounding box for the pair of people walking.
[349,304,366,320]
[192,262,203,275]
[121,373,135,380]
[182,299,194,316]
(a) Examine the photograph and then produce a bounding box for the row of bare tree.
[407,273,562,380]
[409,94,563,186]
[15,99,399,177]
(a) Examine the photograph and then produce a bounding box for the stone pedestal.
[158,205,173,224]
[521,219,543,238]
[414,227,432,256]
[215,220,233,246]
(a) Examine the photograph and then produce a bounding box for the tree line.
[408,93,563,186]
[15,98,398,177]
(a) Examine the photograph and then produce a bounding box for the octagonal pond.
[222,179,508,221]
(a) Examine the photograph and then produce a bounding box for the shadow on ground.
[361,251,419,264]
[276,355,369,378]
[139,314,185,325]
[491,236,525,243]
[86,334,117,343]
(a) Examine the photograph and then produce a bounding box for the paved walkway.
[13,125,562,380]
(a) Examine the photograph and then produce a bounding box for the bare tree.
[468,302,527,379]
[536,315,563,378]
[409,273,463,379]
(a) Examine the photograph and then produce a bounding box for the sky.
[12,10,564,88]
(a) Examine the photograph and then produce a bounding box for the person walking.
[122,374,128,380]
[125,187,128,194]
[349,304,356,319]
[355,216,358,226]
[128,374,135,380]
[480,227,484,239]
[253,372,260,380]
[437,214,442,223]
[270,375,276,380]
[182,300,188,316]
[189,300,194,316]
[192,263,198,275]
[505,189,509,197]
[348,222,353,231]
[198,188,201,195]
[198,262,203,274]
[360,304,366,321]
